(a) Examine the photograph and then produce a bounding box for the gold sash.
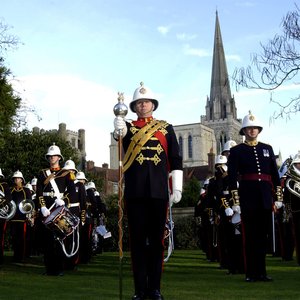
[122,119,167,172]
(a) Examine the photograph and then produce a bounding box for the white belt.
[43,191,64,198]
[68,202,80,208]
[223,191,229,195]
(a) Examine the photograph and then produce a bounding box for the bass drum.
[43,205,79,240]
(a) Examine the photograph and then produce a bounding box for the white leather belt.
[43,191,64,198]
[223,191,229,195]
[68,202,80,208]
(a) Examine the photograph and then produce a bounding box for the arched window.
[178,136,183,157]
[188,135,193,159]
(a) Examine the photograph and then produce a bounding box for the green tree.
[179,176,200,207]
[0,129,79,182]
[233,5,300,119]
[0,58,21,133]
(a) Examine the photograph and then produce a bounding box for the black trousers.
[126,197,168,294]
[0,220,7,264]
[10,221,28,263]
[241,209,271,279]
[292,211,300,265]
[41,225,64,274]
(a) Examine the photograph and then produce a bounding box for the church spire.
[206,11,236,121]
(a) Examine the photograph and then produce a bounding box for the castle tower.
[201,11,242,153]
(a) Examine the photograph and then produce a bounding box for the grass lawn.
[0,250,299,300]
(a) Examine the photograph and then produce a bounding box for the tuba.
[0,200,17,220]
[286,165,300,199]
[19,199,35,214]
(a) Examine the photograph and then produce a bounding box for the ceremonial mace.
[113,92,128,300]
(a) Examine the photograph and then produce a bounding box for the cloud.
[226,54,241,62]
[176,33,197,41]
[13,74,120,166]
[157,26,170,35]
[183,44,210,57]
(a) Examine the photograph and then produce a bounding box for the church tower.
[201,11,242,154]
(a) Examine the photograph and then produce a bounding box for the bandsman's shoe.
[149,290,164,300]
[245,277,256,282]
[259,275,273,282]
[132,293,145,300]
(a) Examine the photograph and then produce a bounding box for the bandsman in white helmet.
[36,143,76,276]
[10,170,33,263]
[0,168,13,264]
[113,82,183,300]
[227,111,282,282]
[221,140,237,158]
[283,151,300,265]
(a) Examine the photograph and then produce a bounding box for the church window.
[188,135,193,158]
[179,136,183,157]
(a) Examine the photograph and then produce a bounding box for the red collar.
[133,116,154,127]
[50,167,61,172]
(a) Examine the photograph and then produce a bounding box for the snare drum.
[43,205,80,240]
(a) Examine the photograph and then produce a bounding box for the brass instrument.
[19,199,35,214]
[0,199,17,220]
[19,199,35,226]
[286,166,300,199]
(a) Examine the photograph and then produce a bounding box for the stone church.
[109,12,242,171]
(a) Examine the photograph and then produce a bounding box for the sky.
[1,0,299,167]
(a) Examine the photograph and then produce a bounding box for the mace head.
[113,92,128,117]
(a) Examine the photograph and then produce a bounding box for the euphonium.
[19,199,35,214]
[286,165,300,199]
[0,200,17,220]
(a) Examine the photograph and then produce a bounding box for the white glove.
[170,190,182,206]
[41,206,50,217]
[113,116,127,137]
[275,201,283,209]
[55,198,65,206]
[169,170,183,206]
[225,207,234,217]
[232,205,241,214]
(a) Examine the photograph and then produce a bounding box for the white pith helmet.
[215,154,227,165]
[25,183,34,192]
[222,140,237,154]
[130,82,159,113]
[31,177,37,186]
[239,111,263,135]
[85,181,96,190]
[12,170,25,183]
[76,171,87,181]
[63,159,78,173]
[292,151,300,164]
[45,143,64,161]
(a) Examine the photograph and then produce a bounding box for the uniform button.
[258,179,261,181]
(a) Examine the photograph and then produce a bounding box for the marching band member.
[228,111,282,282]
[284,151,300,265]
[211,154,231,270]
[62,159,81,270]
[113,82,183,300]
[0,168,13,264]
[10,170,32,263]
[74,171,89,264]
[36,143,76,276]
[82,181,97,263]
